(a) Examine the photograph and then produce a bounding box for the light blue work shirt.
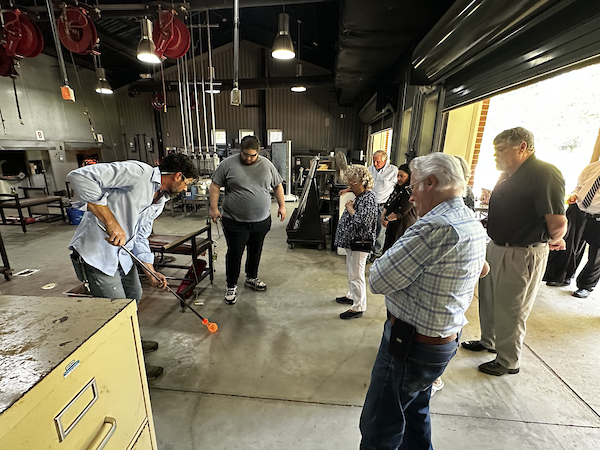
[68,161,169,276]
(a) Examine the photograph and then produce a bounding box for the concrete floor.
[1,204,600,449]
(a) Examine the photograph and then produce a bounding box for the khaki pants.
[478,241,549,369]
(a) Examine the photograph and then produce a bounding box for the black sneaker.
[335,296,353,304]
[145,364,164,380]
[142,340,159,353]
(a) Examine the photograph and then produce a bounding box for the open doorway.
[443,62,600,201]
[368,128,393,164]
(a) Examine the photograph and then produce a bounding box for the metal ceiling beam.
[24,0,332,16]
[127,75,333,95]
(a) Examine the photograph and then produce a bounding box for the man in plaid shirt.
[360,152,487,450]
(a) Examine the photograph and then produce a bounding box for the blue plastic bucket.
[66,208,84,225]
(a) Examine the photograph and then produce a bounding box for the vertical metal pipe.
[177,59,188,152]
[45,0,69,86]
[206,12,217,154]
[233,0,239,90]
[185,56,195,154]
[198,17,210,154]
[183,51,194,154]
[191,13,203,152]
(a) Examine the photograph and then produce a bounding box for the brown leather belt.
[493,240,545,248]
[388,313,458,345]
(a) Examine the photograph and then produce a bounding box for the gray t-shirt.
[212,154,283,222]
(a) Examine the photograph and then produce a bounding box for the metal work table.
[0,188,66,233]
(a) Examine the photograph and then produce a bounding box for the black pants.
[544,203,600,290]
[222,216,271,288]
[544,203,587,283]
[578,216,600,290]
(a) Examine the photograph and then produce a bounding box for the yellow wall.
[443,102,483,166]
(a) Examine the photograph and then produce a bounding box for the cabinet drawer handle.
[86,417,117,450]
[55,378,99,441]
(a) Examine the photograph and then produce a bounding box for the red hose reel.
[153,10,190,60]
[57,6,98,55]
[2,9,44,58]
[0,9,43,77]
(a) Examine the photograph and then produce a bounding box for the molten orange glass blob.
[202,318,219,333]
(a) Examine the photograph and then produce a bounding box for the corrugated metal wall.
[267,87,363,151]
[116,41,365,155]
[115,90,157,164]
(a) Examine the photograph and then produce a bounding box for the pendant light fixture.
[137,18,161,64]
[93,54,113,95]
[291,20,306,92]
[272,12,295,60]
[95,67,113,94]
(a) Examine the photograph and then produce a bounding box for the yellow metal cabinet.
[0,295,158,449]
[131,424,153,449]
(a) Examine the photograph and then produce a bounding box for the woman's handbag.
[350,239,373,252]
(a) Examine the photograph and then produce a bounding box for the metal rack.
[0,231,12,281]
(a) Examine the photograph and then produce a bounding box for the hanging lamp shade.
[291,63,306,92]
[95,67,113,94]
[272,13,295,60]
[137,18,161,64]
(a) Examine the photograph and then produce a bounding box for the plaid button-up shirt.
[369,196,487,337]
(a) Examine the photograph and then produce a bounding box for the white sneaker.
[431,377,444,396]
[225,286,237,304]
[245,277,267,291]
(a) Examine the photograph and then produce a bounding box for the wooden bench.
[0,187,66,233]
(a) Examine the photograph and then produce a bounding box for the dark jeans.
[222,216,271,288]
[71,251,142,304]
[360,320,459,450]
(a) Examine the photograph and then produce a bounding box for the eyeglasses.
[406,178,426,195]
[241,149,259,158]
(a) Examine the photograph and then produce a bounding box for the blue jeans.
[360,320,459,450]
[73,251,143,304]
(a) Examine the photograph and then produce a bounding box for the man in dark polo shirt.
[462,127,567,376]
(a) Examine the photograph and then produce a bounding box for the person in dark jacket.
[381,164,417,254]
[334,165,378,320]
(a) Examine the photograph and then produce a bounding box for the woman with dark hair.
[380,164,417,254]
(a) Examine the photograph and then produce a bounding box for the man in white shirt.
[368,150,398,259]
[545,160,600,298]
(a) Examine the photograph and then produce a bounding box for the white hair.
[409,153,466,196]
[345,164,374,189]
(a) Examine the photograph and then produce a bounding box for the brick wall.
[469,98,490,186]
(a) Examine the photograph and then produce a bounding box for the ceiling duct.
[358,90,395,125]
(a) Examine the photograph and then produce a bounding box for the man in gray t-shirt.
[209,135,286,305]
